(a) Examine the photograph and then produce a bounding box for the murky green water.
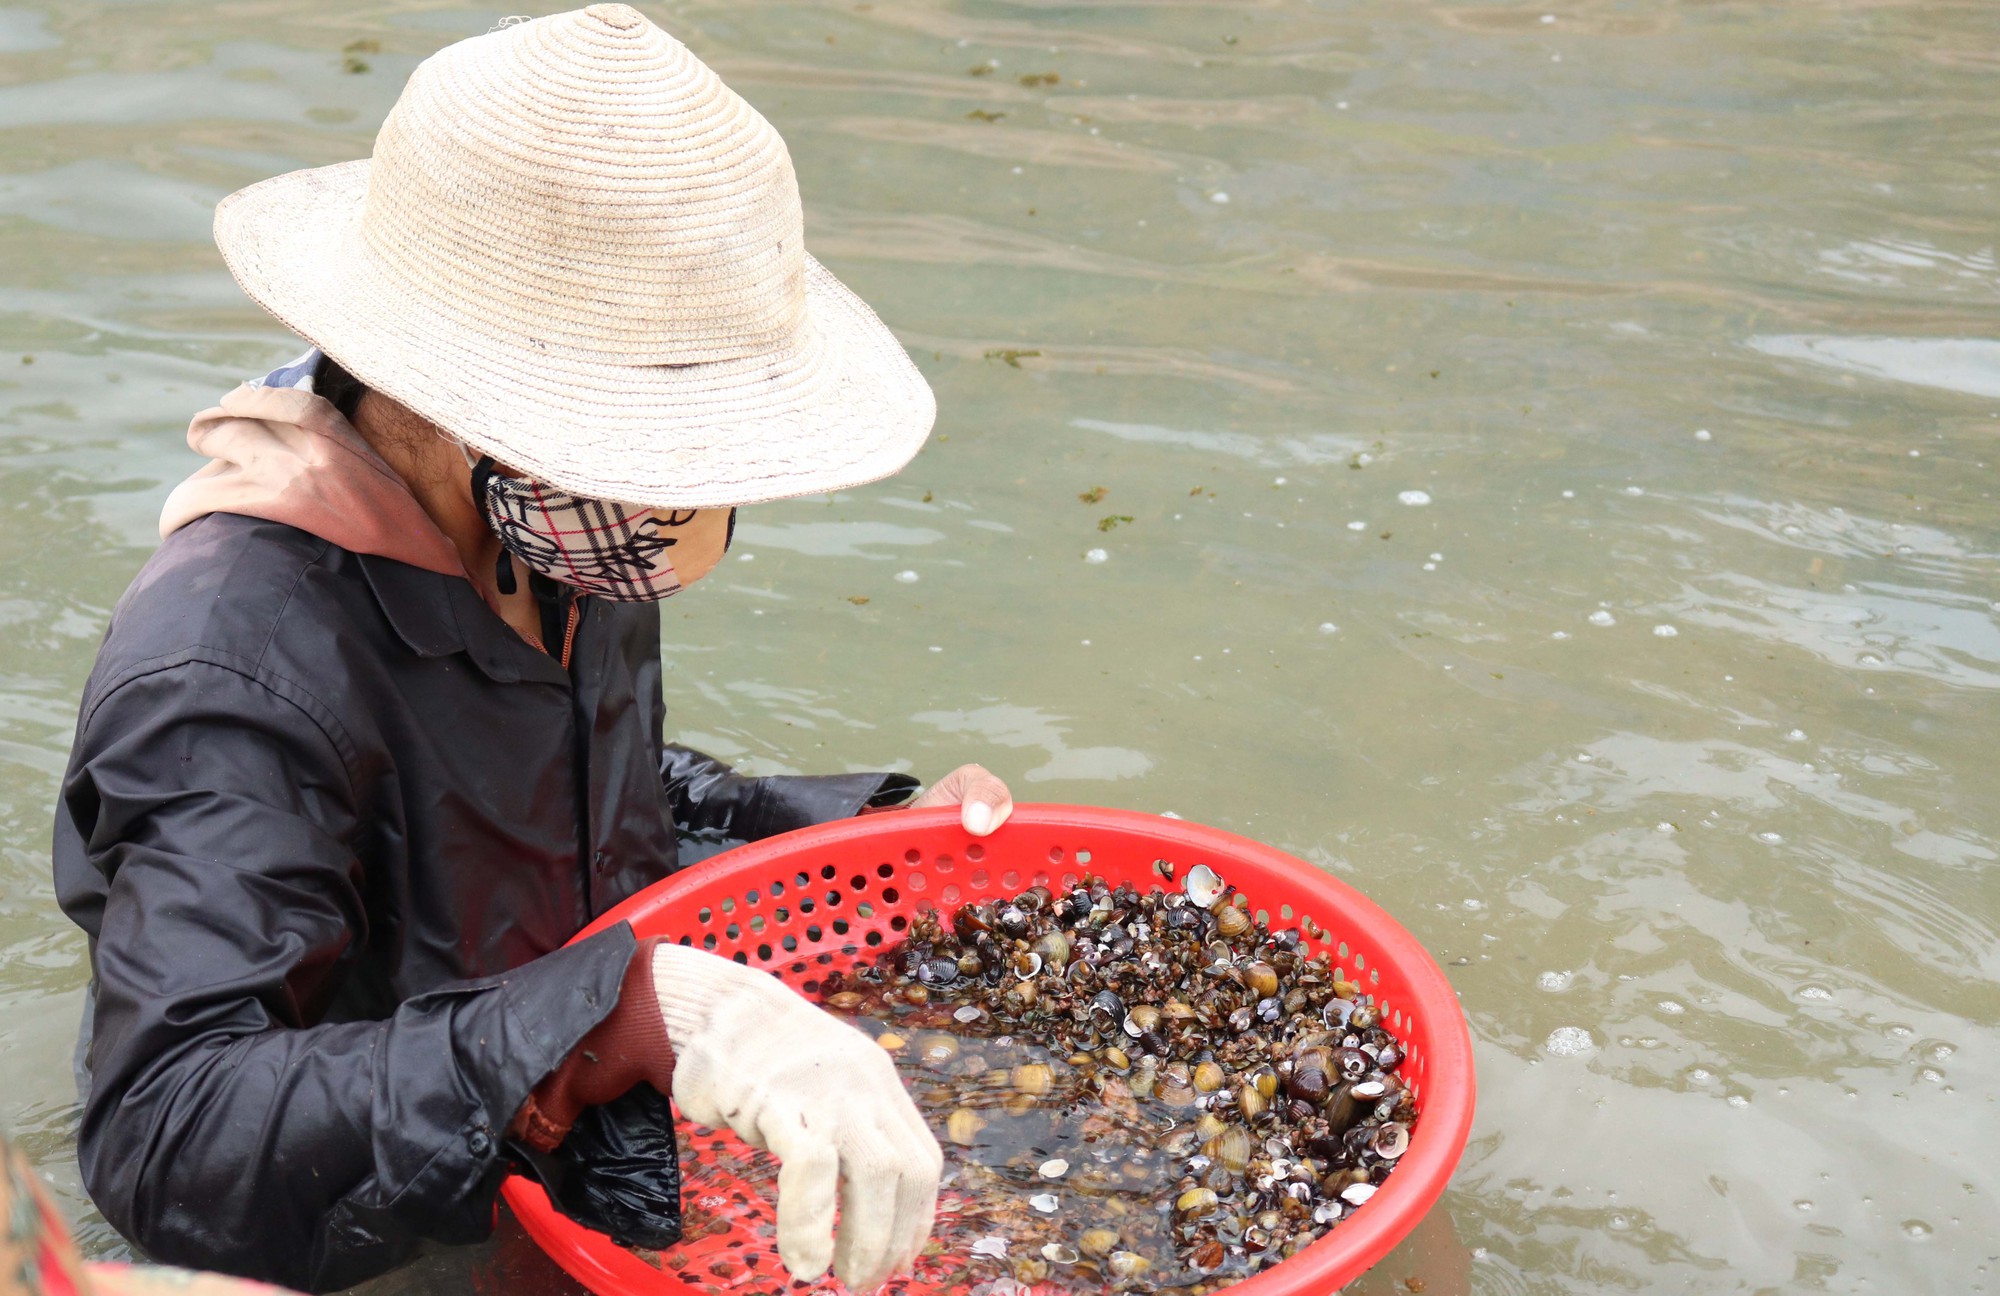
[3,0,1996,1291]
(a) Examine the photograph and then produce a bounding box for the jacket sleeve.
[58,658,635,1293]
[660,742,917,865]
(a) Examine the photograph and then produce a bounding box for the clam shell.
[1011,1062,1054,1096]
[1203,1124,1253,1173]
[1107,1251,1151,1279]
[1183,863,1225,909]
[916,1033,959,1066]
[1215,904,1252,938]
[1371,1123,1410,1160]
[1078,1228,1119,1258]
[946,1108,986,1146]
[1174,1187,1220,1218]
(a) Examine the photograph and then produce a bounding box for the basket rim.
[518,802,1477,1295]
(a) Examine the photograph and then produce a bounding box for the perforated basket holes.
[897,838,1078,911]
[666,837,1120,997]
[667,860,895,990]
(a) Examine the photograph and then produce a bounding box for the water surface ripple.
[1,0,1995,1292]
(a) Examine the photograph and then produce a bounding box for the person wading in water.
[51,7,1010,1290]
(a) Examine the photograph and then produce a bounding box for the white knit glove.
[653,944,943,1289]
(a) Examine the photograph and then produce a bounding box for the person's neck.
[349,390,544,641]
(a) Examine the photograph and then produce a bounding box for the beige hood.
[161,383,467,580]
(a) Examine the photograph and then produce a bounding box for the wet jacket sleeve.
[60,657,635,1293]
[660,742,917,864]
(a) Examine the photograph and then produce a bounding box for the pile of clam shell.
[814,863,1418,1293]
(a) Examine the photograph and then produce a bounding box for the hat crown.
[361,5,806,365]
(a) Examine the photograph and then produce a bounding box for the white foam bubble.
[1588,610,1616,626]
[1398,489,1432,506]
[1083,548,1108,564]
[1544,1026,1596,1056]
[895,569,919,583]
[1653,624,1678,637]
[1537,969,1574,992]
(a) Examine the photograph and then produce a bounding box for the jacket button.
[593,849,610,874]
[468,1128,492,1156]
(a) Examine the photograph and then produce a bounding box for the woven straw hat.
[212,4,934,508]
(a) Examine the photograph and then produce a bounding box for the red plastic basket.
[502,804,1475,1295]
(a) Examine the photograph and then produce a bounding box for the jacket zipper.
[557,599,581,671]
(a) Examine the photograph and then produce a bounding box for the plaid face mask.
[469,456,733,602]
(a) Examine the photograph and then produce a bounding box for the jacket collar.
[357,554,570,686]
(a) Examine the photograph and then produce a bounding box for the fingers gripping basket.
[503,805,1476,1295]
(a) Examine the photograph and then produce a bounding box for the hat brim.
[213,160,935,508]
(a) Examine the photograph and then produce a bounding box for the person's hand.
[908,763,1014,835]
[652,944,941,1290]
